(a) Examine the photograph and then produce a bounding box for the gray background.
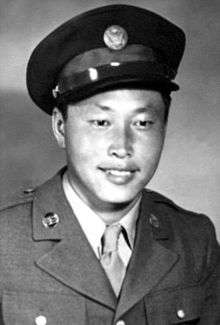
[1,0,219,240]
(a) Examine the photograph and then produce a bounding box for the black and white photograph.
[0,1,219,324]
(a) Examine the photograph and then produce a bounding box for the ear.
[52,108,66,148]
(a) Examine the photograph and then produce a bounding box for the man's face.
[53,89,167,211]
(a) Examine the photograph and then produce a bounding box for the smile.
[105,169,134,176]
[99,167,138,185]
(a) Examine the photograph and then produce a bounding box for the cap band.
[60,45,158,74]
[55,61,178,104]
[54,45,176,99]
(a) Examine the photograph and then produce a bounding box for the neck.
[93,197,141,224]
[66,172,141,224]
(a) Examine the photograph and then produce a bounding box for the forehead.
[67,89,165,115]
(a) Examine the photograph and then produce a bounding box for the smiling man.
[0,4,219,325]
[53,89,167,223]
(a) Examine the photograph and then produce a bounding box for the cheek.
[65,126,102,163]
[136,130,165,159]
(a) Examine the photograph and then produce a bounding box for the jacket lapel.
[115,191,179,319]
[32,170,181,316]
[32,170,116,310]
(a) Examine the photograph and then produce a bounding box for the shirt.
[62,172,141,266]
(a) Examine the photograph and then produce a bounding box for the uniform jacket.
[0,168,219,325]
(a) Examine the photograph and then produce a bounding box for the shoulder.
[143,188,219,252]
[0,188,37,251]
[0,168,64,226]
[144,188,214,229]
[144,188,220,273]
[0,187,35,212]
[0,187,35,226]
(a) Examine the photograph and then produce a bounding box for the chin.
[98,188,140,206]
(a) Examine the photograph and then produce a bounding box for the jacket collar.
[32,167,70,240]
[32,168,179,316]
[32,168,116,310]
[115,190,179,320]
[32,170,171,241]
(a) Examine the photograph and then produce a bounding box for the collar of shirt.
[62,172,141,264]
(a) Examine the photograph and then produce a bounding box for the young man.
[0,4,219,325]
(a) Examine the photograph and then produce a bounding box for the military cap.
[26,4,186,114]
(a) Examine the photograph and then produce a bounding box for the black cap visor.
[54,61,178,112]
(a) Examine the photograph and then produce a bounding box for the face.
[53,89,167,212]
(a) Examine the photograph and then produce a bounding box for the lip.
[98,165,139,185]
[99,163,139,172]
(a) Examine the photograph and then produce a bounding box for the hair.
[162,93,171,123]
[56,90,171,123]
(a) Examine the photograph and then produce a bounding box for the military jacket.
[0,169,219,324]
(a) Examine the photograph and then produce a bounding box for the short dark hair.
[57,90,171,123]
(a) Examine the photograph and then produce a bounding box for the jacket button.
[116,321,125,325]
[149,213,160,228]
[23,188,35,194]
[177,309,185,319]
[35,315,47,325]
[42,212,59,228]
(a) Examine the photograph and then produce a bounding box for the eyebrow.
[95,104,157,113]
[96,104,111,111]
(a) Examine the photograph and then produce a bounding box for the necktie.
[100,224,126,296]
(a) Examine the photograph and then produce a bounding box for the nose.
[108,124,133,159]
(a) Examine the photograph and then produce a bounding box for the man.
[0,4,219,325]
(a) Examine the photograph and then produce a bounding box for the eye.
[133,119,154,129]
[90,119,110,128]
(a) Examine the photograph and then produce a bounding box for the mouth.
[98,166,139,184]
[104,169,134,176]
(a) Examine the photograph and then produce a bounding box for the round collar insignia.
[103,25,128,50]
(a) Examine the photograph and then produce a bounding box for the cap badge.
[103,25,128,50]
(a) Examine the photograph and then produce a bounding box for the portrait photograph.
[0,1,219,324]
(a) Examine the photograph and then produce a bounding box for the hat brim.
[55,75,178,113]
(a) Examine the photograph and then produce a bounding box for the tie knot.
[102,224,122,254]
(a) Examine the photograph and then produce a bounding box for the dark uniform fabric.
[26,4,185,114]
[0,168,219,324]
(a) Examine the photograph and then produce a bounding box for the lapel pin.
[42,212,59,228]
[149,213,160,228]
[35,315,47,325]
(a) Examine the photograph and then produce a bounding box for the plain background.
[0,0,219,240]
